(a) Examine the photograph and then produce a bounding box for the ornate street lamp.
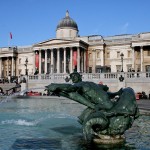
[24,58,28,75]
[120,53,124,72]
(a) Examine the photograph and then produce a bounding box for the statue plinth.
[93,134,125,144]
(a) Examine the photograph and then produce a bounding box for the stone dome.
[56,10,78,31]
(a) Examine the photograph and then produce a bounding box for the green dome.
[57,10,78,30]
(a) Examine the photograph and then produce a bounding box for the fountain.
[46,72,140,146]
[0,72,149,149]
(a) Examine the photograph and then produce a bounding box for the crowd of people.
[0,76,23,96]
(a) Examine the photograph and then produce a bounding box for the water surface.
[0,97,149,150]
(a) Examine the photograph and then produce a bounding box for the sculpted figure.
[46,72,139,144]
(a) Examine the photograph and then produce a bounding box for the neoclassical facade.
[33,39,88,74]
[0,11,150,78]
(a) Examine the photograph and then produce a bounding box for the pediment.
[33,38,89,50]
[33,38,77,47]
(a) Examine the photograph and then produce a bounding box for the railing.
[27,72,150,82]
[25,72,150,95]
[125,72,150,78]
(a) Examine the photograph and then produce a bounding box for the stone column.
[70,47,73,73]
[77,47,80,72]
[101,49,104,66]
[132,47,135,69]
[45,50,47,73]
[51,49,54,73]
[7,57,9,76]
[57,48,60,73]
[39,50,41,74]
[11,57,14,76]
[14,57,16,76]
[64,48,66,73]
[92,49,96,73]
[0,58,1,77]
[140,46,143,72]
[84,49,86,73]
[80,50,84,72]
[33,51,36,73]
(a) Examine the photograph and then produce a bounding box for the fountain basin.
[0,97,150,149]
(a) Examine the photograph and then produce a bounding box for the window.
[89,67,92,73]
[117,51,120,58]
[116,65,121,72]
[19,58,21,64]
[19,69,22,75]
[128,51,131,57]
[127,65,132,72]
[97,52,100,58]
[146,65,150,72]
[106,52,110,58]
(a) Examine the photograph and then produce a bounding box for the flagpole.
[8,32,12,47]
[8,35,10,47]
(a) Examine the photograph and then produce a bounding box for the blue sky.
[0,0,150,47]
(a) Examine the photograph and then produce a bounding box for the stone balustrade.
[28,72,150,81]
[24,72,150,96]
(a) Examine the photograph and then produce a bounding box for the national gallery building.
[0,11,150,78]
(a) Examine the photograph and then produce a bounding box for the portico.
[0,47,17,78]
[132,44,150,72]
[33,39,88,74]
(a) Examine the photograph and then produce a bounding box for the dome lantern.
[66,10,69,17]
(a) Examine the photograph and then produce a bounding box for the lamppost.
[99,35,106,72]
[24,58,28,75]
[120,53,124,72]
[24,58,28,90]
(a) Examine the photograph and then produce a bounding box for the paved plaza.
[137,99,150,115]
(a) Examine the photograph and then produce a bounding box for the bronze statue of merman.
[46,72,139,145]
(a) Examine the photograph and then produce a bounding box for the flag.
[10,32,12,39]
